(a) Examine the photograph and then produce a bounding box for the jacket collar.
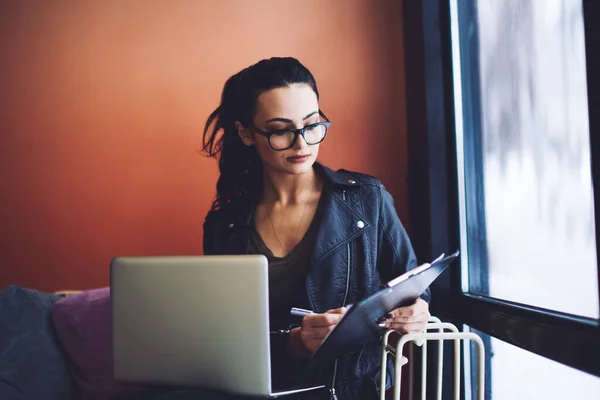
[315,162,365,188]
[226,163,372,265]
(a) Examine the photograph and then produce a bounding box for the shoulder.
[203,196,255,232]
[317,163,382,189]
[204,207,224,225]
[203,203,234,231]
[203,208,224,236]
[319,164,395,220]
[336,169,382,188]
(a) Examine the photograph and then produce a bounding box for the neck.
[261,166,321,206]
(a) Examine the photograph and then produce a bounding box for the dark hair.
[202,57,321,212]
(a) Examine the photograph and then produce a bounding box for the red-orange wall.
[0,0,408,292]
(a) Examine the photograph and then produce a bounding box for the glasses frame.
[250,113,331,151]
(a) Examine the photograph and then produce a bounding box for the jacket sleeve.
[376,182,431,302]
[202,210,220,256]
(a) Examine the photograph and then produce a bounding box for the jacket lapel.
[304,165,374,311]
[308,187,372,266]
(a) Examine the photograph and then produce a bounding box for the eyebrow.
[264,111,319,124]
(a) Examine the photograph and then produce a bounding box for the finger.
[304,313,343,327]
[326,307,348,315]
[315,313,343,325]
[387,314,430,324]
[391,309,430,321]
[388,321,428,334]
[380,310,431,328]
[300,326,335,340]
[393,302,427,317]
[414,298,430,312]
[390,307,414,318]
[387,307,430,319]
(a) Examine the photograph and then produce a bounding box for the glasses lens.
[269,130,296,150]
[267,124,328,150]
[304,124,327,144]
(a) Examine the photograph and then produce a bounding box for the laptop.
[110,254,325,398]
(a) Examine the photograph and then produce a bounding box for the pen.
[290,307,314,317]
[290,304,353,317]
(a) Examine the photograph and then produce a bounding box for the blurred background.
[0,0,411,291]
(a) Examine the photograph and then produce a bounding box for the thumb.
[327,307,348,315]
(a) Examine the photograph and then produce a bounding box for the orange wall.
[0,0,408,292]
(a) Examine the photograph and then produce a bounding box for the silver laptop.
[110,254,325,398]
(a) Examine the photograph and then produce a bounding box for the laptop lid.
[110,255,273,397]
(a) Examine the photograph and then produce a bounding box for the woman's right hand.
[289,307,347,356]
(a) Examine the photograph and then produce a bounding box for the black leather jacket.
[203,163,427,400]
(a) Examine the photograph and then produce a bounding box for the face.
[237,83,323,176]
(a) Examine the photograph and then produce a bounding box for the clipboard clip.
[387,253,445,287]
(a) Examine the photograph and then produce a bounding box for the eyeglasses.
[250,121,331,151]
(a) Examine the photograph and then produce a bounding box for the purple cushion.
[52,287,143,400]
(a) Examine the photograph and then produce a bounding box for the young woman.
[202,57,430,400]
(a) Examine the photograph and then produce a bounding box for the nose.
[292,132,309,150]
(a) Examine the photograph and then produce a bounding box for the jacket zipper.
[330,190,352,400]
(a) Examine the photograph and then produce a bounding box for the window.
[403,0,600,396]
[453,0,598,318]
[447,0,600,388]
[465,326,600,400]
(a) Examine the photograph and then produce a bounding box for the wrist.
[286,327,311,359]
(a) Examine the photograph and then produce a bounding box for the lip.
[287,154,311,163]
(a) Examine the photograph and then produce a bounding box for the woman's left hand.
[380,298,431,334]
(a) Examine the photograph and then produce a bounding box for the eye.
[272,129,295,136]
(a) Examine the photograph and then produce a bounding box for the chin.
[287,163,314,175]
[278,158,316,175]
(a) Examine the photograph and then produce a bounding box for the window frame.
[403,0,600,390]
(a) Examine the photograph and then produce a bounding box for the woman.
[202,57,430,400]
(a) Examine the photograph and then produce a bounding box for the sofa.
[0,285,248,400]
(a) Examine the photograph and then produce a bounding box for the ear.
[236,121,254,147]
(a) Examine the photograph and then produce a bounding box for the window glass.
[465,326,600,400]
[451,0,599,318]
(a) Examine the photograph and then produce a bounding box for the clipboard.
[307,251,460,365]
